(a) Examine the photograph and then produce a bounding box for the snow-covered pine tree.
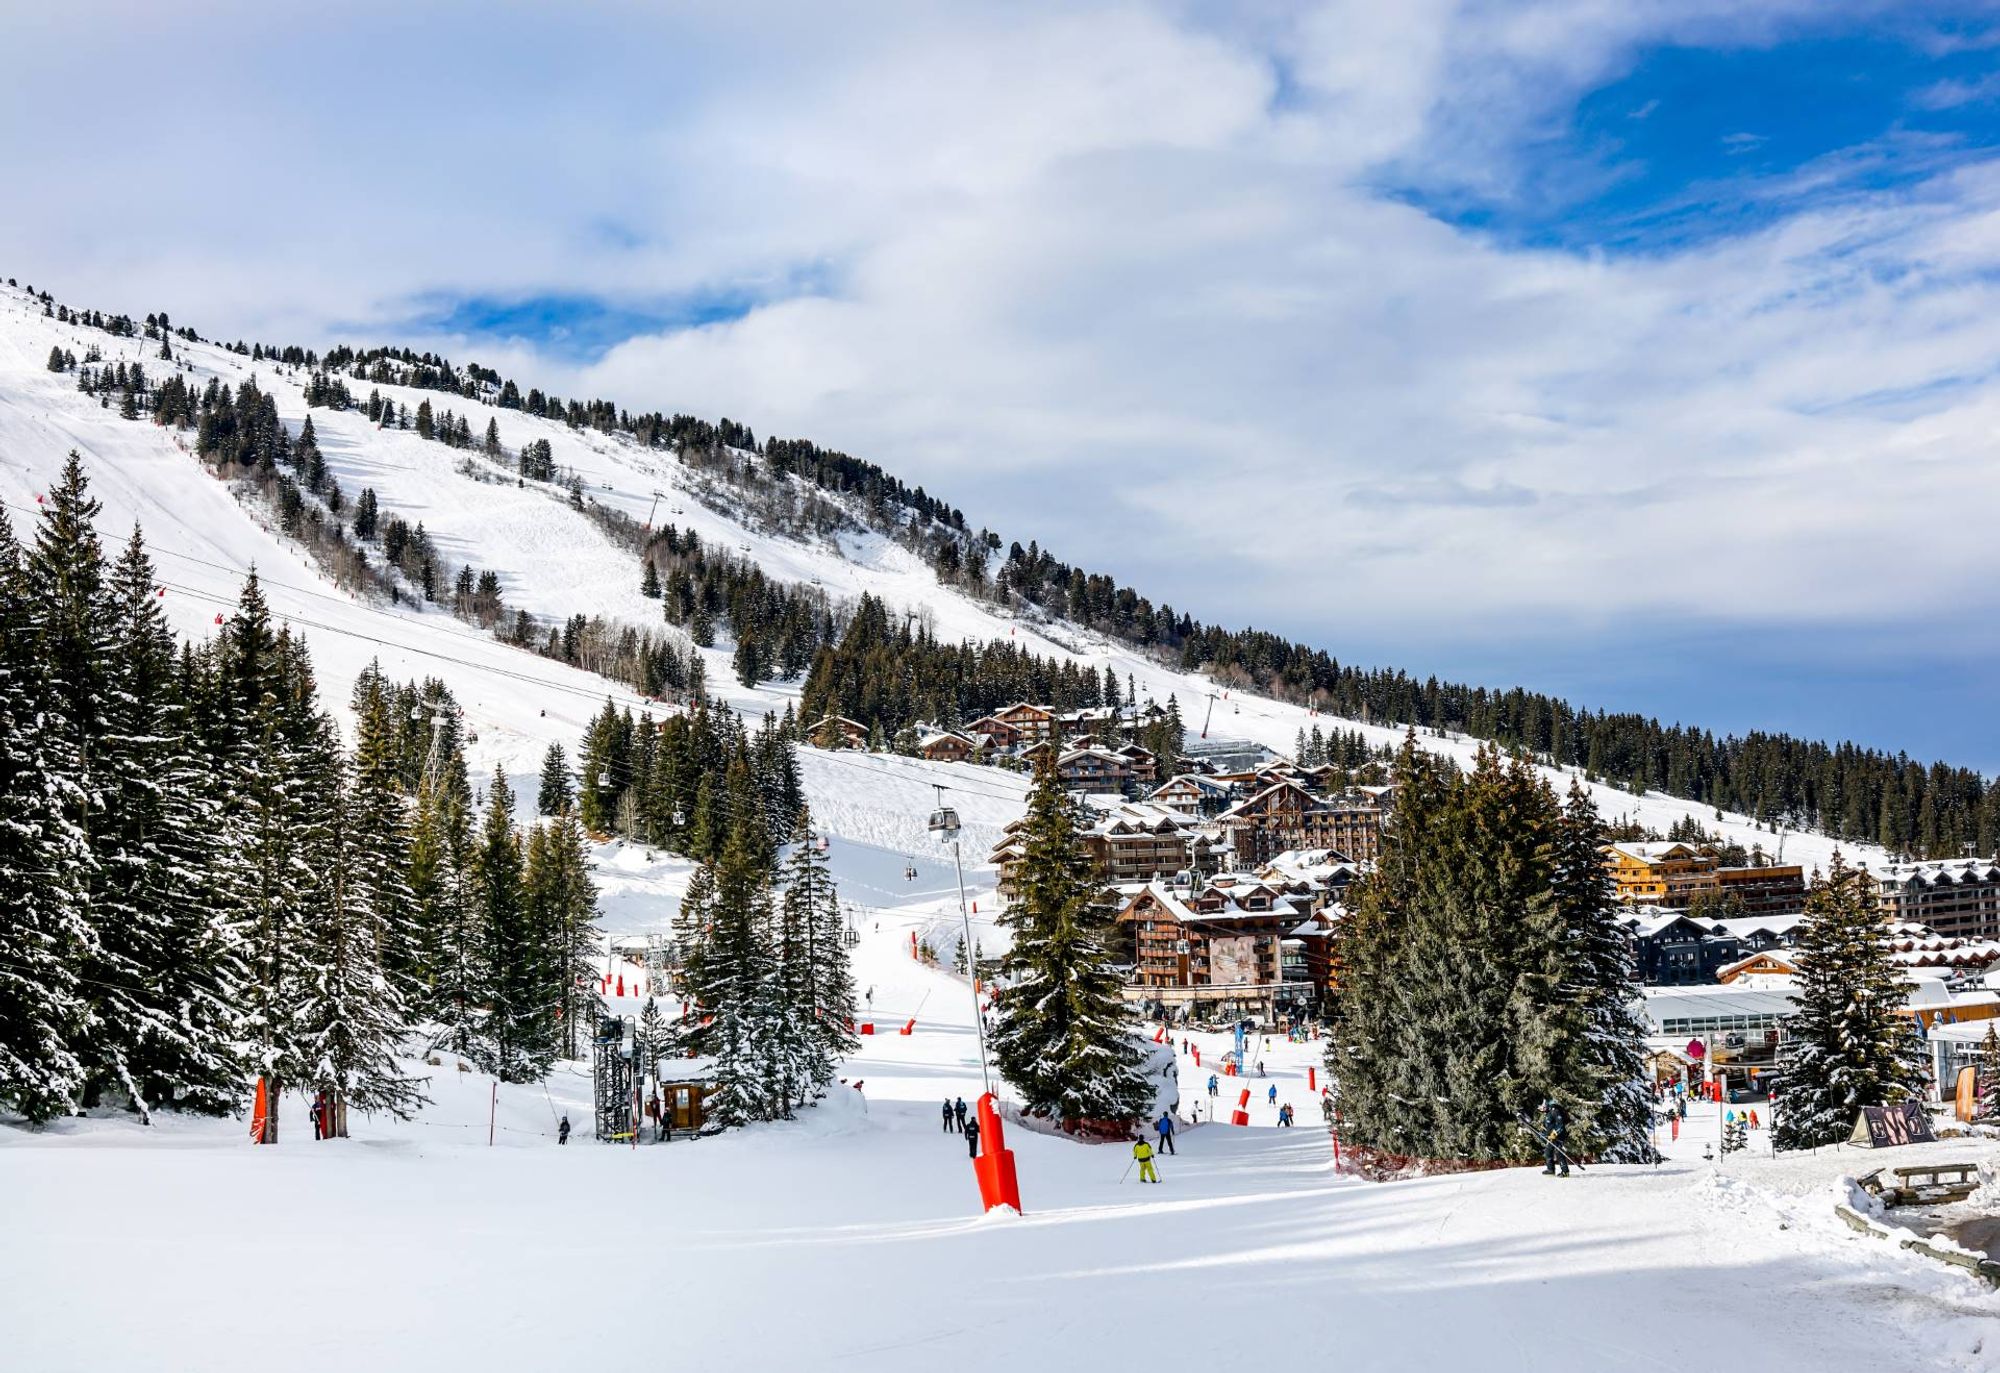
[537,742,573,817]
[989,755,1150,1124]
[95,528,245,1117]
[1326,735,1454,1160]
[295,754,427,1132]
[1722,1112,1748,1155]
[1771,855,1929,1151]
[411,774,485,1056]
[522,812,596,1068]
[1544,782,1654,1162]
[680,818,783,1126]
[638,996,667,1077]
[348,664,421,995]
[777,810,855,1102]
[1976,1023,2000,1123]
[219,580,339,1142]
[0,506,92,1122]
[475,769,546,1082]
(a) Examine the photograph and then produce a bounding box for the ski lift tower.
[592,1015,636,1142]
[929,785,992,1096]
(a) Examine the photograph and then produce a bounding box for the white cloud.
[4,0,2000,663]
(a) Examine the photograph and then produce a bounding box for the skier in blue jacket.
[1155,1111,1176,1155]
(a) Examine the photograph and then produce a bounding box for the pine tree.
[679,817,784,1125]
[348,664,421,992]
[474,769,543,1081]
[537,742,573,816]
[641,560,661,599]
[989,755,1150,1123]
[525,806,600,1063]
[1771,855,1929,1151]
[295,756,427,1129]
[1721,1112,1748,1155]
[0,506,92,1122]
[1328,740,1647,1166]
[1542,783,1654,1161]
[777,811,855,1103]
[91,529,244,1117]
[412,775,484,1055]
[1976,1024,2000,1124]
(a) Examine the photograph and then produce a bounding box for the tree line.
[0,456,602,1132]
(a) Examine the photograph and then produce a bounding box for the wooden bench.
[1875,1161,1984,1206]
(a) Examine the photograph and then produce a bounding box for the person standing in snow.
[1132,1137,1159,1184]
[1539,1098,1571,1177]
[1156,1111,1176,1155]
[953,1096,969,1132]
[963,1116,981,1160]
[1277,1104,1294,1128]
[557,1115,571,1145]
[1207,1074,1219,1099]
[942,1098,957,1133]
[1267,1084,1278,1108]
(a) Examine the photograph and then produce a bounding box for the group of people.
[942,1096,979,1158]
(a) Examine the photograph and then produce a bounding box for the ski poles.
[1519,1118,1586,1172]
[1120,1158,1135,1184]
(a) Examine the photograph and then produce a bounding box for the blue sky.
[6,1,2000,768]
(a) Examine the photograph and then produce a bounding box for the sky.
[5,1,2000,767]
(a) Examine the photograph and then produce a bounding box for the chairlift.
[671,807,686,827]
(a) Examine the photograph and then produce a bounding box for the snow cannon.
[1231,1088,1251,1127]
[971,1092,1022,1214]
[899,1018,916,1036]
[1153,1026,1165,1044]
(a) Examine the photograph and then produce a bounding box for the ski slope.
[0,280,1875,939]
[5,903,1998,1373]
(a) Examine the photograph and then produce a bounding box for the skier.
[953,1096,969,1132]
[1277,1104,1294,1128]
[1267,1084,1278,1108]
[963,1115,981,1160]
[557,1115,571,1145]
[1132,1136,1159,1184]
[1255,1059,1266,1077]
[942,1098,957,1133]
[1207,1074,1219,1099]
[1539,1097,1571,1177]
[1155,1111,1176,1155]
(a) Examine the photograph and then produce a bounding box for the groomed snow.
[6,907,1999,1372]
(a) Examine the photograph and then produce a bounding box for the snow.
[8,908,2000,1371]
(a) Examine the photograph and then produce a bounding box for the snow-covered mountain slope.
[0,280,1878,938]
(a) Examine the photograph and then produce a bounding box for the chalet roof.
[1605,841,1703,864]
[1217,778,1313,821]
[1711,914,1807,942]
[1869,858,2000,886]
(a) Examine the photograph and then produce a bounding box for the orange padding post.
[1231,1087,1251,1127]
[971,1092,1023,1213]
[859,1023,875,1035]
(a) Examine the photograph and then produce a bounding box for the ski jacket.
[1132,1140,1153,1161]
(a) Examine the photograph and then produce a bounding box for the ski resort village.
[12,8,2000,1368]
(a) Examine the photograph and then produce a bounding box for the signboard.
[1846,1101,1938,1149]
